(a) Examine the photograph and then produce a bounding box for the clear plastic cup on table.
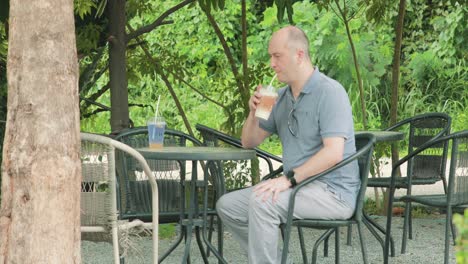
[147,116,166,149]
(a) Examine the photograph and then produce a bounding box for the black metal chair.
[280,133,376,264]
[114,127,218,262]
[367,112,451,245]
[385,130,468,264]
[195,123,284,186]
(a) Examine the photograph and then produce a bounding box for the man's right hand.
[248,85,263,113]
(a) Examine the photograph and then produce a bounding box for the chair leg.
[408,201,413,240]
[363,214,395,257]
[281,223,293,264]
[297,227,308,264]
[159,225,185,263]
[206,215,215,257]
[335,227,340,264]
[218,216,224,261]
[449,207,457,245]
[346,224,352,245]
[312,229,335,264]
[324,232,329,257]
[357,222,369,264]
[401,200,411,254]
[444,206,452,264]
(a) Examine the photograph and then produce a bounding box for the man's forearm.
[292,137,345,184]
[241,111,266,148]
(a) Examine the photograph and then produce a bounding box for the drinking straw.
[268,74,277,91]
[153,95,161,138]
[155,95,161,118]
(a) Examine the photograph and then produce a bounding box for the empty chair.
[114,127,220,262]
[366,112,451,245]
[80,132,158,264]
[385,130,468,264]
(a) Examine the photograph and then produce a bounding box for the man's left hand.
[253,176,291,203]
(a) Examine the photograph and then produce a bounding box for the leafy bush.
[453,209,468,264]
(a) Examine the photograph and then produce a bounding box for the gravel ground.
[82,215,457,264]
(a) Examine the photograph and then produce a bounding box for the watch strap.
[286,170,297,188]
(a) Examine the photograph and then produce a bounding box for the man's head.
[268,26,312,84]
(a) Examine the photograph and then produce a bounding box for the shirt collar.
[300,67,320,94]
[277,67,321,100]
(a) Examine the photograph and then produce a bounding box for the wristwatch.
[286,170,297,188]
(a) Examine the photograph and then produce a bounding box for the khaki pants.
[216,181,354,264]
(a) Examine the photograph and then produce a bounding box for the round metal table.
[138,146,256,264]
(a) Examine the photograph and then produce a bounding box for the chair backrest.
[353,133,376,221]
[387,112,451,181]
[444,131,468,205]
[80,132,158,262]
[196,124,283,188]
[114,127,202,223]
[81,136,114,228]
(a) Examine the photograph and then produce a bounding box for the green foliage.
[74,0,97,19]
[453,209,468,264]
[159,223,177,239]
[74,0,466,153]
[223,160,252,190]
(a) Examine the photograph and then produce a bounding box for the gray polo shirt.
[259,68,359,208]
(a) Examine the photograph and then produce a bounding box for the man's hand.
[253,176,291,203]
[248,85,263,113]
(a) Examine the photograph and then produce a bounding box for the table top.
[355,131,404,142]
[137,146,256,161]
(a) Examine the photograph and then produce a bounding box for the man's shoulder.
[316,72,345,91]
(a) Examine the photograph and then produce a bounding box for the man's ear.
[296,49,305,63]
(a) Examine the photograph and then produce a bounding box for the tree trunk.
[0,0,81,263]
[108,0,130,132]
[343,19,367,129]
[390,0,406,164]
[241,0,249,118]
[334,0,367,129]
[382,0,406,216]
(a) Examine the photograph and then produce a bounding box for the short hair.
[286,26,310,59]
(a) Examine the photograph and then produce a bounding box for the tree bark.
[0,0,81,263]
[390,0,406,164]
[241,0,249,115]
[108,0,130,132]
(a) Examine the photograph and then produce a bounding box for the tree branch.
[127,24,196,137]
[126,0,195,42]
[165,67,228,110]
[79,46,107,93]
[200,2,250,113]
[80,82,110,112]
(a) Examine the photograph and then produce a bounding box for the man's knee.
[216,194,230,218]
[249,191,274,215]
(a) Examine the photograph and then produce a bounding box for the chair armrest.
[196,123,282,174]
[261,166,284,181]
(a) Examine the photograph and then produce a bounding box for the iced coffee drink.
[255,85,278,120]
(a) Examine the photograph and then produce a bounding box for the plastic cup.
[147,117,166,149]
[255,85,278,120]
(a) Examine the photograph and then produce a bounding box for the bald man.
[216,26,358,263]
